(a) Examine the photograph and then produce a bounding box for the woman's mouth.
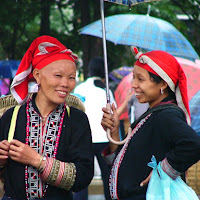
[57,91,67,96]
[135,92,142,97]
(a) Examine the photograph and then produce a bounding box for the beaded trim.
[109,114,152,199]
[25,99,66,199]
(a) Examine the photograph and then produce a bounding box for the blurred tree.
[0,0,41,59]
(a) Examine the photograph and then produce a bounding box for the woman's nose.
[132,79,137,89]
[61,78,69,87]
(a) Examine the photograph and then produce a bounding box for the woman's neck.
[35,94,57,117]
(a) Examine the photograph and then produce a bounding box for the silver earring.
[161,88,164,94]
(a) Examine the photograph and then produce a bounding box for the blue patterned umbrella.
[80,14,199,61]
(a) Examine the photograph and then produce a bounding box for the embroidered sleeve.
[41,157,76,190]
[161,158,181,180]
[101,145,116,165]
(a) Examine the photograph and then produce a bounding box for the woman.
[101,47,200,200]
[0,35,94,200]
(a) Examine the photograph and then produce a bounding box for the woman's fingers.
[8,139,39,166]
[10,139,23,147]
[0,140,10,156]
[0,140,10,151]
[0,140,10,165]
[140,171,153,187]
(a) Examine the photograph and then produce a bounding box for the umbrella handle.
[106,103,132,145]
[106,127,132,145]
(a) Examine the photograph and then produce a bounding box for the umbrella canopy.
[175,57,200,101]
[0,60,20,78]
[115,57,200,120]
[80,14,199,61]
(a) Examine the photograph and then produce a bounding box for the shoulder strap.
[131,103,185,129]
[66,105,70,117]
[8,105,21,143]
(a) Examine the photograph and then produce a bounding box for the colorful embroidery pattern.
[25,99,66,199]
[109,114,152,199]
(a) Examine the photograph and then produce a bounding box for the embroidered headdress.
[131,46,191,125]
[10,35,78,104]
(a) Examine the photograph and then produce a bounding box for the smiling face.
[132,65,168,108]
[33,59,76,108]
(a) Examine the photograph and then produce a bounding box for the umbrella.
[115,57,200,120]
[109,66,133,84]
[114,72,134,120]
[0,60,20,78]
[99,0,161,144]
[80,14,199,61]
[189,91,200,135]
[175,57,200,101]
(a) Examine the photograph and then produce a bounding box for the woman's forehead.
[133,65,148,74]
[41,59,76,71]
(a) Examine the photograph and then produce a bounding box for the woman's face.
[132,65,167,108]
[34,59,76,106]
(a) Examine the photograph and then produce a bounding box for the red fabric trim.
[161,158,181,180]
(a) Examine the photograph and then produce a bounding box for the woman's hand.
[9,139,41,168]
[0,140,10,166]
[101,103,120,152]
[101,103,120,136]
[140,171,153,187]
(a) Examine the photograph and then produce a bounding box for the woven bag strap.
[8,105,21,143]
[66,105,70,117]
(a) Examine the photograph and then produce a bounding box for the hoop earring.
[161,88,164,94]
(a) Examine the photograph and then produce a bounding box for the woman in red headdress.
[101,47,200,200]
[0,36,94,200]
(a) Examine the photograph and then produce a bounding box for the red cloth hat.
[10,35,78,104]
[131,47,191,125]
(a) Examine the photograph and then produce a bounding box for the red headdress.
[10,35,78,104]
[131,47,191,125]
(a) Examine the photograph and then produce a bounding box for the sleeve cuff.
[161,158,181,180]
[101,145,116,165]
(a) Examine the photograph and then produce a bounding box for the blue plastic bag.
[146,156,199,200]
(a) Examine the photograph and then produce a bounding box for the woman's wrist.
[37,155,47,172]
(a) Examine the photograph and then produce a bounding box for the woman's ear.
[161,81,168,91]
[32,68,40,84]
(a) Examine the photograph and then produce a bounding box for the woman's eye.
[70,76,75,80]
[55,74,61,77]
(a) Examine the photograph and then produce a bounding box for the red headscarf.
[131,47,191,125]
[10,35,78,104]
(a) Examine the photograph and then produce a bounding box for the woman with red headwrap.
[0,36,94,200]
[101,47,200,199]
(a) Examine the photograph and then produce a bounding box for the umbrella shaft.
[100,0,110,104]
